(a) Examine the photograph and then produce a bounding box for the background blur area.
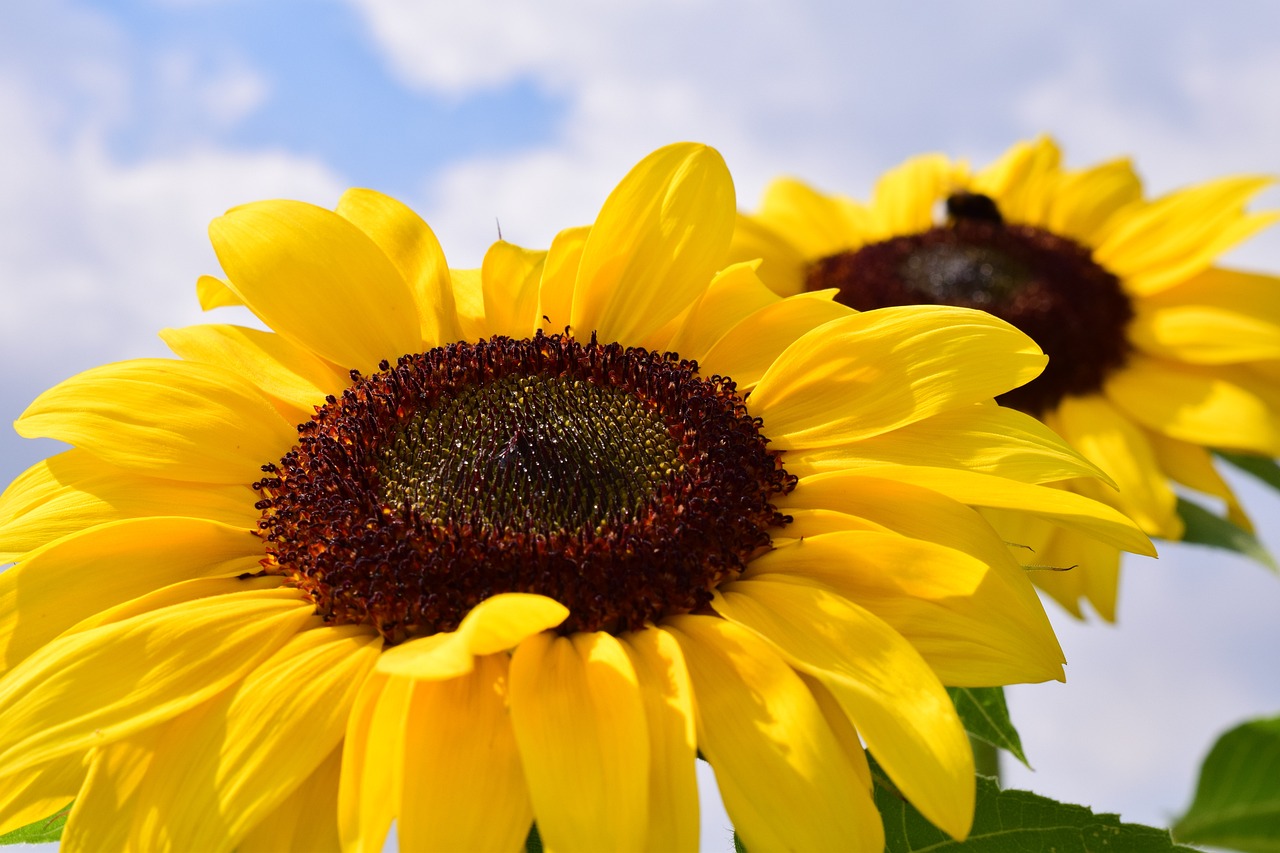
[2,2,1278,849]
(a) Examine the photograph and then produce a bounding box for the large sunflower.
[734,136,1280,620]
[0,143,1149,852]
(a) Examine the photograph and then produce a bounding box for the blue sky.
[2,1,1279,848]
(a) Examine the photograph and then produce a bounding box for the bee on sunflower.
[0,143,1149,851]
[734,136,1280,620]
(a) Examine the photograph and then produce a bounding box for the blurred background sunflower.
[2,0,1278,846]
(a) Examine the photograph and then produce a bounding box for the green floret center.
[378,374,684,533]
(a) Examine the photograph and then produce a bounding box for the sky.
[2,0,1279,849]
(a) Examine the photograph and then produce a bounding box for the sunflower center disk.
[805,193,1134,416]
[255,333,794,642]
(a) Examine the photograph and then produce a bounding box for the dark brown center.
[806,193,1134,416]
[254,332,793,642]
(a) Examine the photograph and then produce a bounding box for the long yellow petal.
[866,152,952,240]
[1051,395,1182,537]
[209,199,422,372]
[665,615,884,852]
[239,746,342,853]
[700,291,853,391]
[0,755,79,836]
[621,627,699,852]
[754,177,872,259]
[833,464,1154,555]
[971,137,1061,225]
[664,260,777,361]
[375,593,568,681]
[571,143,734,344]
[449,267,488,342]
[1145,430,1251,530]
[16,359,296,485]
[509,631,649,852]
[124,625,379,851]
[1029,523,1125,621]
[537,225,591,333]
[160,323,348,423]
[336,187,463,346]
[0,449,255,563]
[1095,176,1277,296]
[61,726,160,853]
[1128,267,1280,364]
[398,654,532,853]
[338,672,410,853]
[0,587,314,776]
[0,516,262,671]
[64,575,284,636]
[726,212,809,296]
[1106,355,1280,455]
[482,240,547,338]
[750,306,1045,449]
[784,401,1109,485]
[716,578,974,839]
[745,528,1064,686]
[1045,157,1143,244]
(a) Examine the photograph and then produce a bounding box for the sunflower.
[0,143,1150,852]
[734,136,1280,620]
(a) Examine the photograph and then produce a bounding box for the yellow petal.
[1029,523,1124,621]
[0,755,80,835]
[866,152,952,240]
[196,274,243,310]
[1045,157,1143,244]
[0,587,314,776]
[1129,267,1280,364]
[481,240,547,338]
[1144,430,1251,530]
[1051,395,1182,537]
[65,575,284,636]
[126,625,380,851]
[338,672,409,853]
[745,526,1064,686]
[857,463,1154,555]
[239,746,342,853]
[509,630,649,852]
[161,323,349,423]
[375,593,568,681]
[1096,176,1278,296]
[700,291,853,391]
[716,578,974,839]
[664,615,883,852]
[754,177,872,260]
[61,726,159,853]
[209,199,421,372]
[750,306,1046,449]
[336,187,463,346]
[0,449,255,563]
[0,516,262,671]
[664,260,777,361]
[970,137,1061,225]
[727,212,809,297]
[571,143,734,344]
[785,401,1109,485]
[621,627,699,852]
[1106,355,1280,455]
[799,672,873,791]
[449,267,488,342]
[16,359,296,485]
[537,225,591,333]
[398,654,532,853]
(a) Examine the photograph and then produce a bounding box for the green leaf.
[947,687,1028,768]
[0,806,69,845]
[1215,450,1280,494]
[525,822,543,853]
[877,775,1196,852]
[1176,497,1278,572]
[1174,714,1280,852]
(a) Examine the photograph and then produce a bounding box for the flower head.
[0,143,1149,851]
[735,136,1280,619]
